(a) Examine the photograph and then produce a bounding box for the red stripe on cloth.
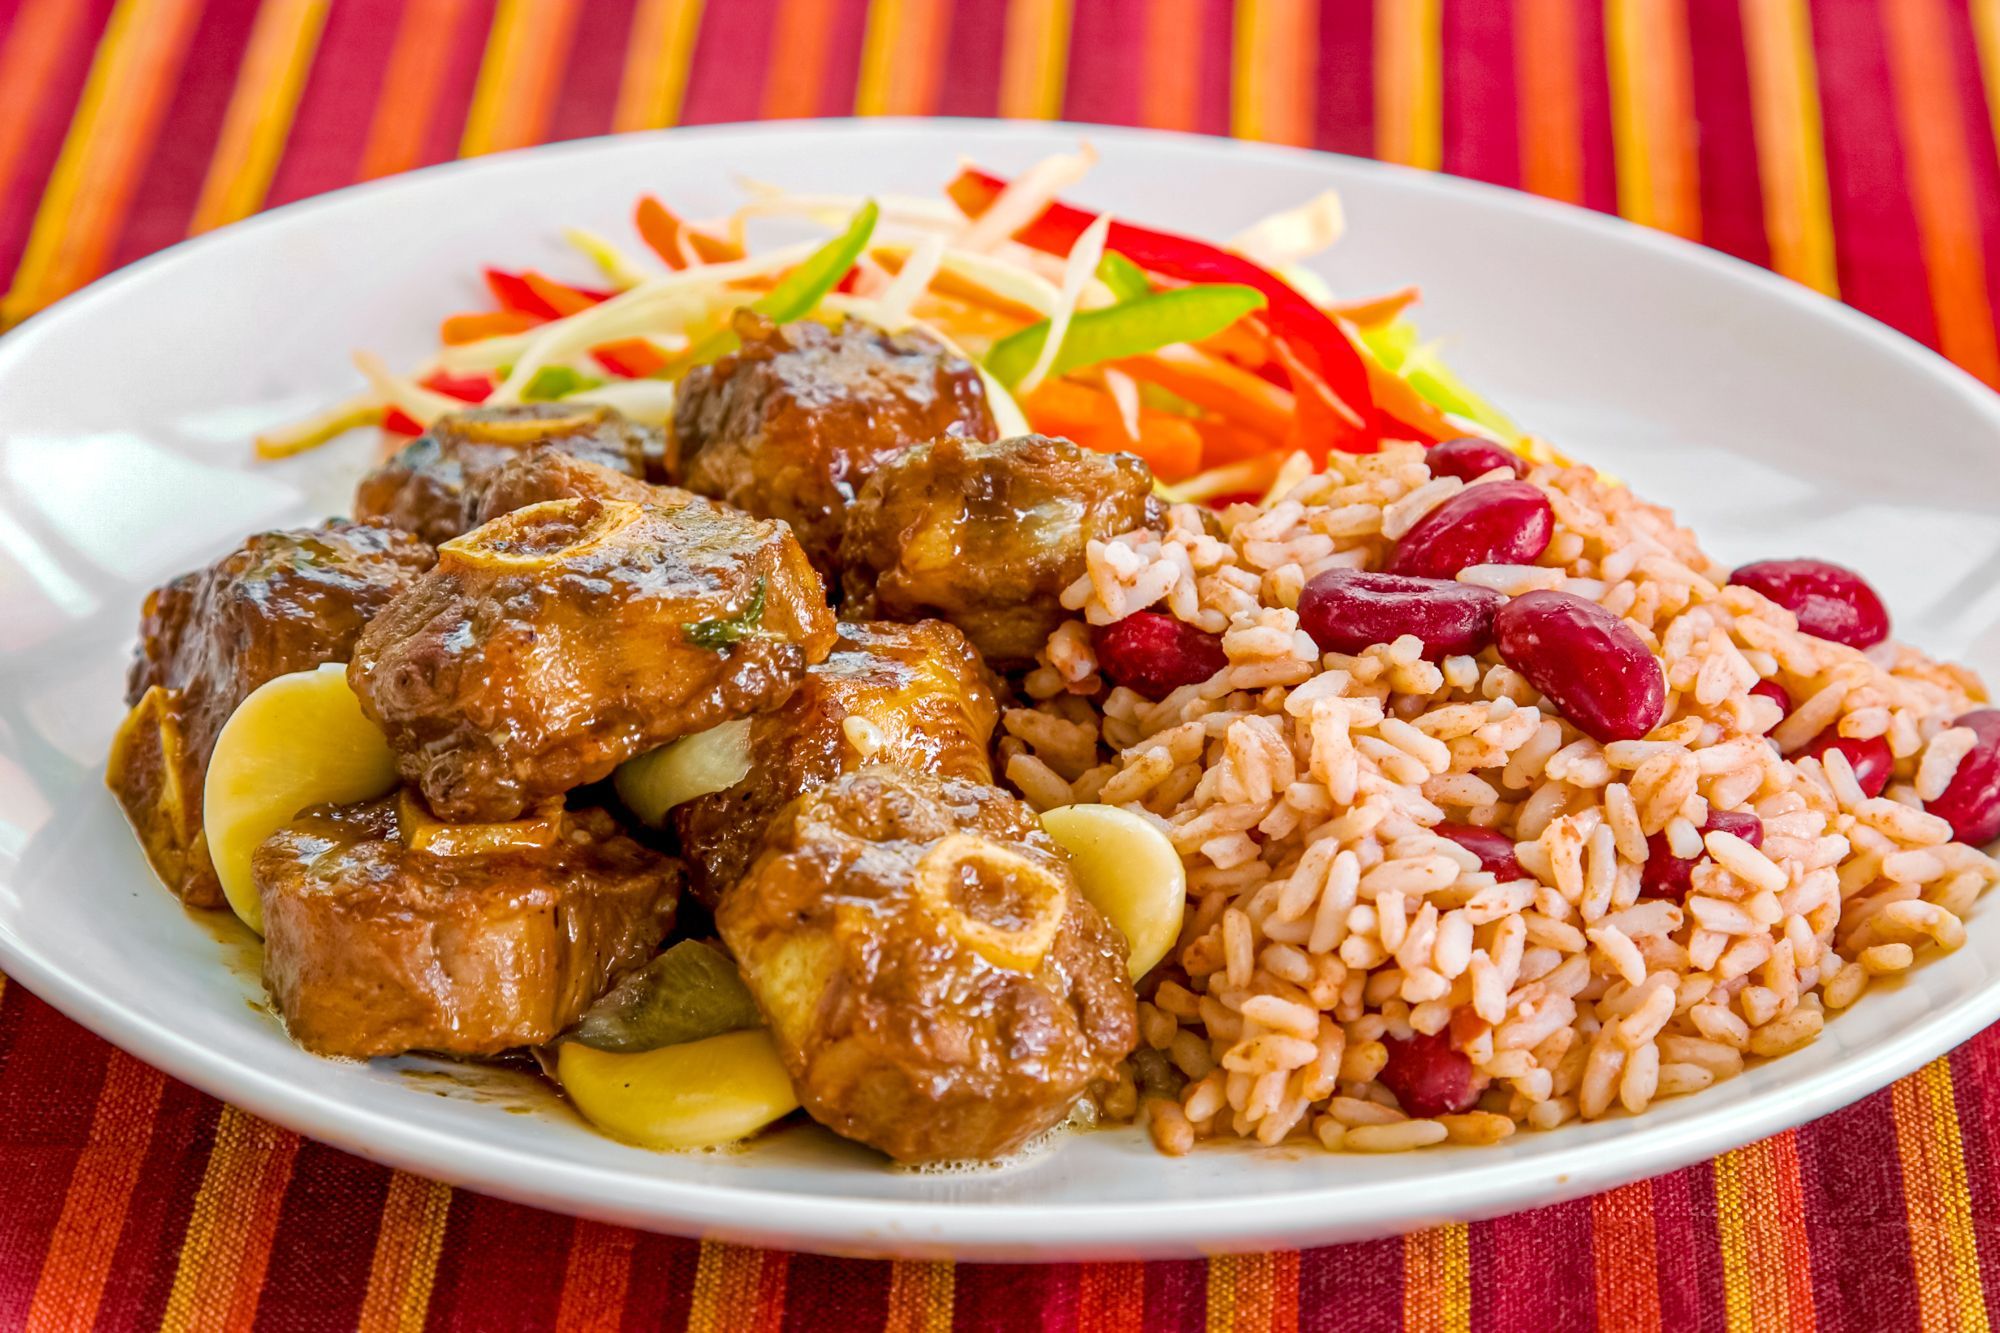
[1058,0,1139,126]
[809,0,869,117]
[0,0,101,273]
[1441,0,1516,187]
[1571,0,1618,214]
[1313,0,1370,157]
[1938,0,2000,377]
[679,0,771,125]
[1141,1256,1210,1332]
[1649,1158,1729,1329]
[774,1254,891,1330]
[423,1193,572,1328]
[1075,1261,1145,1332]
[263,0,401,205]
[251,1140,395,1329]
[1298,1237,1396,1332]
[935,0,1004,117]
[1806,0,1936,347]
[419,0,501,165]
[610,1232,703,1328]
[110,0,267,269]
[1474,1199,1596,1328]
[89,1076,224,1330]
[956,1262,1073,1329]
[1949,1030,2000,1325]
[544,0,637,142]
[1685,0,1770,267]
[1796,1088,1923,1330]
[1590,1182,1661,1331]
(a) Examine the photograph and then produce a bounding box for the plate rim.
[4,117,1998,1259]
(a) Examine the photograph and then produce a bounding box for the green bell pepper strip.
[1356,318,1520,442]
[1095,251,1153,302]
[678,201,881,369]
[521,365,606,401]
[985,283,1267,389]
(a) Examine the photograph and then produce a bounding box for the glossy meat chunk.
[467,445,682,524]
[108,520,434,905]
[716,768,1136,1163]
[351,493,838,823]
[672,620,998,905]
[356,404,664,545]
[670,314,998,567]
[839,433,1154,667]
[257,795,679,1057]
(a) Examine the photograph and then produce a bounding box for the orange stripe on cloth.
[357,1172,453,1332]
[999,0,1072,120]
[1590,1181,1661,1333]
[356,0,472,180]
[1075,1261,1145,1333]
[762,0,837,118]
[1373,0,1441,169]
[1514,0,1584,203]
[1713,1132,1816,1333]
[883,1259,955,1333]
[1605,0,1700,239]
[1739,0,1838,296]
[1881,0,2000,387]
[1892,1059,1992,1333]
[855,0,951,116]
[0,0,204,327]
[21,1054,168,1333]
[1230,0,1316,146]
[158,1108,302,1332]
[1402,1224,1470,1333]
[553,1220,637,1333]
[1206,1249,1299,1332]
[0,0,91,213]
[1139,0,1202,131]
[186,0,329,235]
[460,0,586,158]
[687,1242,791,1333]
[613,0,706,132]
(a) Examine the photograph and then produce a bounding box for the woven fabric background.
[2,0,1999,1328]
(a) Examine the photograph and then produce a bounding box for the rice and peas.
[1001,444,1998,1155]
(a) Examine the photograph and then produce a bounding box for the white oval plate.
[1,121,1996,1261]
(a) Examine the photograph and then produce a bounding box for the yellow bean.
[557,1030,799,1151]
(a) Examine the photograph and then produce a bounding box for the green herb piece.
[521,365,604,401]
[1355,317,1521,442]
[568,940,763,1054]
[682,577,766,649]
[1095,251,1153,302]
[679,200,883,370]
[984,284,1267,389]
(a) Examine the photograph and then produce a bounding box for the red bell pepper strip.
[419,370,496,404]
[591,338,669,379]
[484,267,563,318]
[522,271,610,317]
[947,166,1380,452]
[382,409,424,436]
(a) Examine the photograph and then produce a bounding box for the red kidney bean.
[1730,559,1890,649]
[1378,1029,1483,1118]
[1641,808,1765,900]
[1425,437,1526,483]
[1433,823,1523,880]
[1492,590,1667,743]
[1927,709,2000,846]
[1296,569,1505,660]
[1387,480,1555,580]
[1091,611,1227,701]
[1749,679,1792,715]
[1795,728,1893,799]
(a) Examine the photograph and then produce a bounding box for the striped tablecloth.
[3,1,1999,1328]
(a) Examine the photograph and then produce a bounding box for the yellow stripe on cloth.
[1373,0,1441,170]
[1976,0,2000,174]
[1403,1224,1470,1333]
[884,1259,955,1333]
[1893,1059,1991,1333]
[613,0,706,132]
[187,0,329,235]
[1739,0,1838,296]
[1713,1133,1816,1333]
[0,0,204,327]
[1230,0,1315,147]
[687,1242,769,1333]
[459,0,583,158]
[159,1107,302,1333]
[1605,0,1701,239]
[999,0,1072,120]
[357,1172,453,1333]
[854,0,949,116]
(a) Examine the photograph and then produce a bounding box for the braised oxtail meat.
[257,794,679,1058]
[839,433,1154,667]
[716,767,1136,1163]
[468,445,689,525]
[670,313,998,568]
[672,619,998,905]
[356,403,665,545]
[351,492,838,823]
[107,519,434,906]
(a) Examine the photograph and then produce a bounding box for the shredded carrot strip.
[1325,285,1421,326]
[1116,348,1294,440]
[636,196,691,269]
[522,271,599,317]
[441,309,544,344]
[1022,379,1203,481]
